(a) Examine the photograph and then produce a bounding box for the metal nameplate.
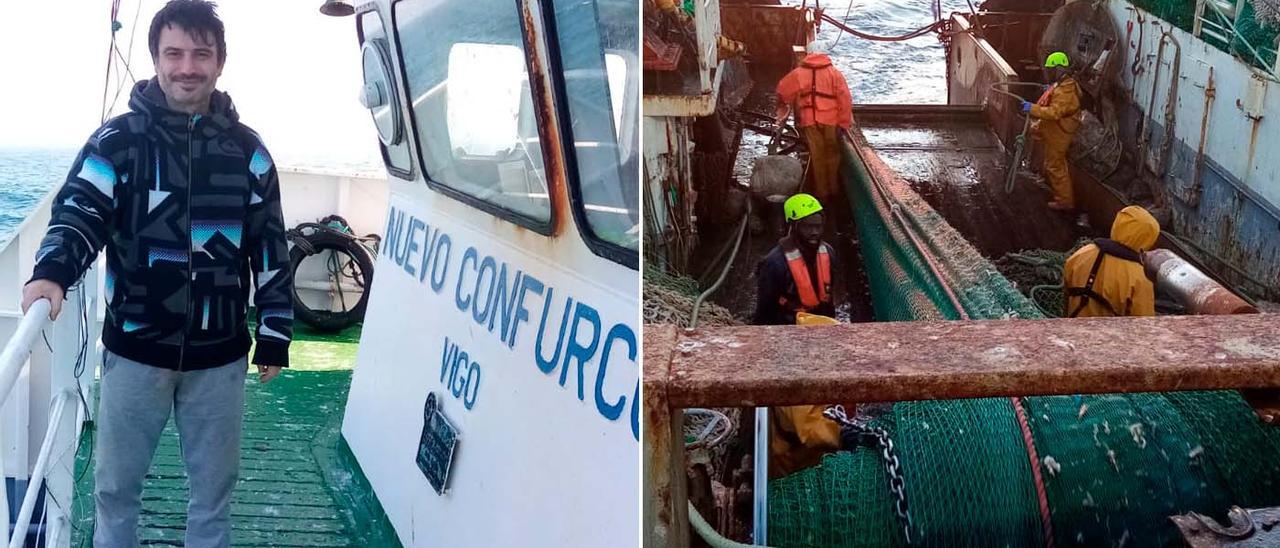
[416,392,459,495]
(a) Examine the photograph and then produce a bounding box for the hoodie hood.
[800,53,833,69]
[1110,205,1160,252]
[129,77,239,132]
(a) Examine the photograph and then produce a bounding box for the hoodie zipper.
[179,115,198,371]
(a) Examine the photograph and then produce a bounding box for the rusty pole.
[644,326,690,547]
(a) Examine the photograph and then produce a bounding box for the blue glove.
[1021,101,1032,114]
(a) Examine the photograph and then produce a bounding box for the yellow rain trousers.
[1031,78,1082,208]
[802,124,841,206]
[1063,206,1160,317]
[769,313,842,479]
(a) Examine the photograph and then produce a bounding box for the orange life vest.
[781,243,832,310]
[1036,85,1055,106]
[776,53,852,128]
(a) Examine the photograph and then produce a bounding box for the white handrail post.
[7,391,70,548]
[0,420,7,546]
[45,272,93,548]
[0,299,52,546]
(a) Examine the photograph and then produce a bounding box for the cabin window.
[393,0,552,230]
[358,10,413,178]
[548,0,639,265]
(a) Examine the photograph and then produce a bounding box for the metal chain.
[825,405,913,545]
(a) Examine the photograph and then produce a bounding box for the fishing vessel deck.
[69,323,399,547]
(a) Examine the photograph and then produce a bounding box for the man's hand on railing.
[21,280,64,321]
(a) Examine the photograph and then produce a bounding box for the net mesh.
[766,131,1280,547]
[642,264,742,327]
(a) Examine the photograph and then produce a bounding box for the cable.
[100,0,123,124]
[103,0,142,121]
[828,0,857,50]
[1005,112,1032,194]
[820,12,944,42]
[695,219,744,286]
[690,200,751,329]
[326,250,350,313]
[1010,395,1056,548]
[987,81,1046,102]
[987,82,1047,194]
[122,0,143,78]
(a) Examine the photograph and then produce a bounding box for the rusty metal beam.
[649,314,1280,408]
[643,60,726,117]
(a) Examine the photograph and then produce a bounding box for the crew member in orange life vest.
[774,40,853,206]
[754,193,835,325]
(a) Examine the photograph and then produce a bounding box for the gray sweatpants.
[94,349,247,548]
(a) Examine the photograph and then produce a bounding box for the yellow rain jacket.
[1031,77,1082,135]
[769,312,843,478]
[1031,77,1083,207]
[1062,206,1160,318]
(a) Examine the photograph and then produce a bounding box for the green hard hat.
[1045,51,1070,68]
[784,193,824,222]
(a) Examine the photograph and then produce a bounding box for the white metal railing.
[1193,0,1280,79]
[0,278,95,548]
[9,390,71,548]
[0,300,52,407]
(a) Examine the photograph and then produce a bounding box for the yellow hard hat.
[1045,51,1070,68]
[784,193,824,222]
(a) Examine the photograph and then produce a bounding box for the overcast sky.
[0,0,381,169]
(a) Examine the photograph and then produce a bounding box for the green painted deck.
[70,323,400,547]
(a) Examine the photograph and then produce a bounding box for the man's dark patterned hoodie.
[31,78,293,370]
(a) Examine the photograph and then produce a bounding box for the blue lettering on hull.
[383,206,638,441]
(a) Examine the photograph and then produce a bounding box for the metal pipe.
[1137,23,1163,177]
[293,280,365,293]
[0,300,52,407]
[9,390,71,548]
[1155,31,1181,183]
[1190,67,1215,208]
[1145,249,1258,315]
[751,408,769,545]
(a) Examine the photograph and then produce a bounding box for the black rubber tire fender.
[288,229,375,332]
